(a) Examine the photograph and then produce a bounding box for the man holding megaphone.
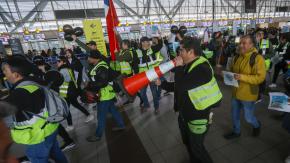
[156,36,222,163]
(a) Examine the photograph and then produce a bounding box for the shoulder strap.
[249,52,258,68]
[233,55,239,65]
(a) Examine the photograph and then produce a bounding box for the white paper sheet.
[222,71,239,87]
[268,92,290,112]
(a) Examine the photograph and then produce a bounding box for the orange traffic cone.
[117,60,176,101]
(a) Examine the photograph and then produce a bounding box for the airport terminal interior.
[0,0,290,163]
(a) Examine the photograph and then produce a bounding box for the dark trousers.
[178,115,213,163]
[66,90,90,126]
[272,61,288,83]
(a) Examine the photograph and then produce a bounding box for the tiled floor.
[10,78,290,163]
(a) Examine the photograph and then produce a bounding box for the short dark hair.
[5,57,32,77]
[122,39,131,47]
[180,36,202,56]
[88,41,96,46]
[57,55,68,64]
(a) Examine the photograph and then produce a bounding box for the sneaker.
[84,115,94,123]
[223,132,241,140]
[112,126,126,131]
[252,121,261,137]
[285,155,290,163]
[269,83,277,88]
[61,142,76,152]
[65,126,74,132]
[86,135,101,142]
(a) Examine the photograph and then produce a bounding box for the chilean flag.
[104,0,120,61]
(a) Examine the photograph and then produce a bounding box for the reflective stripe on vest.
[110,61,121,71]
[260,39,269,56]
[203,49,214,59]
[120,61,132,75]
[136,48,163,72]
[278,42,289,56]
[59,82,69,98]
[11,84,58,145]
[89,61,115,101]
[265,59,271,70]
[68,69,78,88]
[59,68,77,98]
[260,39,269,49]
[187,56,222,110]
[119,49,133,75]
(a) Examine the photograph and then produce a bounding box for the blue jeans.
[96,99,125,137]
[25,130,68,163]
[231,98,260,134]
[140,82,159,110]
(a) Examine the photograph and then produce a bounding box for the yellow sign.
[83,19,107,56]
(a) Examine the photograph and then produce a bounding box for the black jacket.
[86,62,110,93]
[160,58,219,122]
[4,79,45,122]
[276,42,290,61]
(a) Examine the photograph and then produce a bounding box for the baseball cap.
[140,36,150,42]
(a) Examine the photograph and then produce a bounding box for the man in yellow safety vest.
[132,36,164,114]
[157,36,222,163]
[2,57,68,162]
[256,30,274,70]
[86,50,125,142]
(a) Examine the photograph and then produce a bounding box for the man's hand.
[174,56,184,67]
[155,79,161,86]
[234,74,241,80]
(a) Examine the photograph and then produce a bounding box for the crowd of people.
[0,24,289,163]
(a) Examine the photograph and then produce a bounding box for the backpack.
[233,52,266,95]
[17,81,69,123]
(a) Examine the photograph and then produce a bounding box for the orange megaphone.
[117,60,176,101]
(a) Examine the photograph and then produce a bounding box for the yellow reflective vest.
[59,68,77,98]
[89,61,115,101]
[187,56,222,110]
[119,49,133,75]
[203,49,214,59]
[136,48,163,73]
[11,84,59,145]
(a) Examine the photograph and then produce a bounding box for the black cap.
[88,41,96,46]
[32,55,45,65]
[89,50,102,59]
[140,36,150,42]
[171,25,179,34]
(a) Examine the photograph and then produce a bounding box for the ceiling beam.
[114,0,142,19]
[155,0,171,20]
[222,0,241,14]
[170,0,186,19]
[10,0,48,33]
